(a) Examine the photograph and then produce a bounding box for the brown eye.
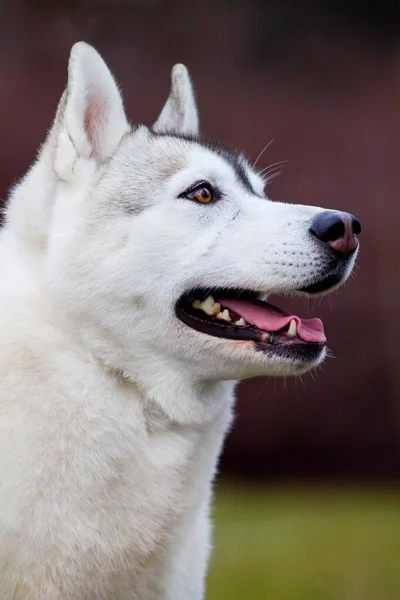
[193,186,213,203]
[180,182,217,204]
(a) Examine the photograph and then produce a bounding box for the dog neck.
[101,344,238,427]
[132,364,237,426]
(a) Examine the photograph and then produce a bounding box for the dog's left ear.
[153,64,199,137]
[54,42,130,180]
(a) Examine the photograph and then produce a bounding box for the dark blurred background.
[1,1,399,597]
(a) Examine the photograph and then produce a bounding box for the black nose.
[310,211,361,255]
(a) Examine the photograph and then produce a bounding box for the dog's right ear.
[153,64,199,137]
[53,42,130,181]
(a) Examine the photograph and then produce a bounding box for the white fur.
[0,43,358,598]
[153,63,199,136]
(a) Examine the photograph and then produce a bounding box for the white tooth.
[211,302,221,315]
[235,318,247,327]
[288,319,297,336]
[258,293,268,302]
[203,305,216,316]
[217,309,232,322]
[195,295,218,316]
[192,295,221,315]
[202,295,214,309]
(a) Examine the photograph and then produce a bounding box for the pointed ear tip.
[171,63,190,80]
[70,41,91,58]
[69,42,102,69]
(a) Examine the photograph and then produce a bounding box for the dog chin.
[227,339,327,379]
[263,345,327,376]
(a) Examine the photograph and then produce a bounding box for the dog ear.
[153,64,199,137]
[53,42,130,180]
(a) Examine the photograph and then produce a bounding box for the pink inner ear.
[84,91,109,155]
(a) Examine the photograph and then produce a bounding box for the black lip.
[299,251,354,294]
[177,304,263,342]
[298,271,343,294]
[255,339,325,363]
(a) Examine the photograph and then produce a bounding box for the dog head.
[8,43,360,416]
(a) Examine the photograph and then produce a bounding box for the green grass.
[207,483,400,600]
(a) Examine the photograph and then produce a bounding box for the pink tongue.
[217,298,326,343]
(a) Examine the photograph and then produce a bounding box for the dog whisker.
[259,159,289,176]
[252,138,276,169]
[264,170,284,185]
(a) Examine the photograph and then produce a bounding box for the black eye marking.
[151,130,261,196]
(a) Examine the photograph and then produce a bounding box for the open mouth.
[176,288,327,360]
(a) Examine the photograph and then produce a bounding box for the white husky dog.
[0,43,360,599]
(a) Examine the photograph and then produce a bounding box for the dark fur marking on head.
[150,130,258,196]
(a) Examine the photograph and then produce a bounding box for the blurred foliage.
[208,483,400,600]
